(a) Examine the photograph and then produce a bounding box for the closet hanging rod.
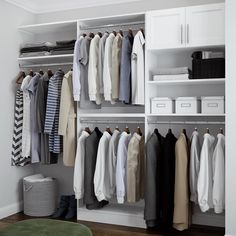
[147,120,225,125]
[80,20,145,30]
[79,119,145,124]
[19,62,73,68]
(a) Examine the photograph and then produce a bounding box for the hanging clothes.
[144,130,164,228]
[103,32,116,104]
[126,133,145,203]
[212,133,225,214]
[11,87,30,166]
[84,127,108,209]
[189,131,201,204]
[173,133,190,231]
[44,70,64,154]
[35,72,56,164]
[111,33,123,100]
[72,36,84,101]
[107,129,120,197]
[27,73,41,163]
[74,130,90,200]
[119,34,134,104]
[197,133,215,212]
[88,34,101,105]
[161,131,177,228]
[94,131,112,201]
[98,32,109,95]
[21,75,32,161]
[58,71,76,166]
[131,30,145,105]
[79,36,100,109]
[116,131,131,204]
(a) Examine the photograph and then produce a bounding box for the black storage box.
[192,58,225,79]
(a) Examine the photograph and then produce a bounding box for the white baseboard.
[0,201,23,219]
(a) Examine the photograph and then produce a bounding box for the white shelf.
[18,54,74,64]
[18,20,77,34]
[77,203,146,228]
[147,113,225,117]
[78,113,145,118]
[147,78,225,86]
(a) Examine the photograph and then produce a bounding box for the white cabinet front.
[186,3,225,47]
[146,8,185,50]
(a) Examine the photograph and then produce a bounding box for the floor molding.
[0,201,23,219]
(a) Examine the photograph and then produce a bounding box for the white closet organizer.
[145,2,225,228]
[17,2,225,229]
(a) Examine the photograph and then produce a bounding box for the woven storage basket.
[23,177,57,217]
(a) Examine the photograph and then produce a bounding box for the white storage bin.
[151,97,174,114]
[176,97,200,114]
[201,96,224,114]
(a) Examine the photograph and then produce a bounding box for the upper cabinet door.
[186,3,225,47]
[146,8,186,50]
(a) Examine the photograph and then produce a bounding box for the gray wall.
[36,0,224,23]
[0,1,35,218]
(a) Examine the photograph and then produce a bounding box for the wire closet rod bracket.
[80,20,145,30]
[19,62,73,68]
[147,120,225,125]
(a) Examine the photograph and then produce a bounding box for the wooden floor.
[0,213,225,236]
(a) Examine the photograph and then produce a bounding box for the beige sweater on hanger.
[58,71,76,166]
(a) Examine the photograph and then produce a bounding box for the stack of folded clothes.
[20,40,76,57]
[153,67,190,81]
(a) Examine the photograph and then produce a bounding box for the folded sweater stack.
[153,67,190,81]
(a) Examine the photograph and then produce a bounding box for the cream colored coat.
[173,133,190,231]
[58,71,76,166]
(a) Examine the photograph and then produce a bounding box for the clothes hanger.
[195,127,198,131]
[182,128,187,136]
[140,27,145,38]
[106,126,112,135]
[154,128,159,135]
[220,128,224,134]
[47,69,53,77]
[206,128,210,134]
[97,32,103,38]
[124,126,130,134]
[128,28,133,37]
[39,69,44,75]
[136,126,142,136]
[83,33,87,37]
[112,30,117,36]
[115,126,120,131]
[84,126,91,134]
[119,29,123,37]
[168,128,172,134]
[16,71,26,84]
[89,32,94,38]
[29,70,34,77]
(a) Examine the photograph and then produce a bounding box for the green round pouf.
[0,219,92,236]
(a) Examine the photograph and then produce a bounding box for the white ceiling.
[5,0,143,14]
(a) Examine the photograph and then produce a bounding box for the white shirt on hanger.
[103,32,116,104]
[131,30,145,105]
[197,133,215,212]
[88,34,101,105]
[73,130,90,199]
[94,131,112,201]
[107,129,120,196]
[21,75,32,159]
[72,36,84,101]
[212,133,225,214]
[189,130,201,204]
[116,131,131,204]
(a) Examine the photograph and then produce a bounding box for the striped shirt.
[44,70,64,154]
